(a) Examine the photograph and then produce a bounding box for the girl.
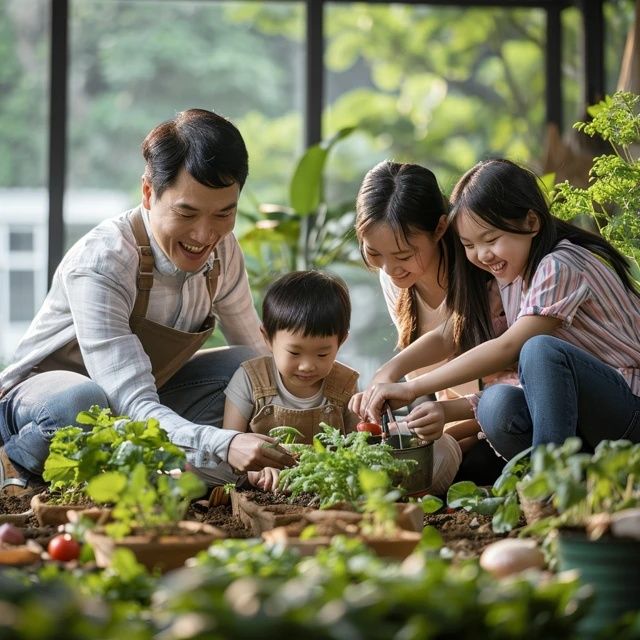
[351,158,640,459]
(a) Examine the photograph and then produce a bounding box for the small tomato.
[356,421,382,436]
[47,533,80,562]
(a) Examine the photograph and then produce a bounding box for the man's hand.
[406,401,446,443]
[247,467,280,492]
[227,432,295,472]
[348,381,416,424]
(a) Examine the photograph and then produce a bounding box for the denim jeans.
[0,346,255,476]
[477,335,640,460]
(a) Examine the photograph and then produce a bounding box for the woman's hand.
[348,381,416,423]
[406,401,446,442]
[247,467,280,492]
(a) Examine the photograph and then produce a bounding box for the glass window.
[9,270,35,322]
[9,228,33,252]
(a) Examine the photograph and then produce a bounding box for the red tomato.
[47,533,81,562]
[356,421,382,436]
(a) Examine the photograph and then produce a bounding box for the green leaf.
[419,494,444,514]
[87,472,127,503]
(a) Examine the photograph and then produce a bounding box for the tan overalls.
[30,208,218,388]
[242,355,359,444]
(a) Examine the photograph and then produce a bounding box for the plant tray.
[231,490,424,536]
[31,492,112,527]
[85,520,225,573]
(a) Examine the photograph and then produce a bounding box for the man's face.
[143,168,239,272]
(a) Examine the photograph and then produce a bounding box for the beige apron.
[243,355,359,443]
[31,208,219,389]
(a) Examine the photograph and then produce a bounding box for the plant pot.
[262,525,422,560]
[557,528,640,635]
[31,492,112,527]
[370,434,434,496]
[85,520,225,573]
[516,487,556,525]
[230,490,313,536]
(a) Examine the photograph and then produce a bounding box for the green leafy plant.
[277,423,416,509]
[43,406,187,505]
[238,127,359,294]
[86,462,206,538]
[550,90,640,279]
[446,446,533,533]
[519,437,640,539]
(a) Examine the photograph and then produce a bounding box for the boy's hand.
[227,432,295,472]
[406,401,445,442]
[247,467,280,492]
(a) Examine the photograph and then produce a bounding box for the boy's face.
[266,329,341,398]
[143,168,239,273]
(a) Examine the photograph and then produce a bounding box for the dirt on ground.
[1,487,510,559]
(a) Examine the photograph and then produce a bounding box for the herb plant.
[277,423,416,509]
[43,406,187,504]
[86,462,206,538]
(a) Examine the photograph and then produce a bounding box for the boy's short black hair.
[262,271,351,343]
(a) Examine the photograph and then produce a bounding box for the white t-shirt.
[225,357,331,420]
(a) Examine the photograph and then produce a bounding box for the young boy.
[223,270,360,444]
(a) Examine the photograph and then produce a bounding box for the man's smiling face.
[144,168,239,272]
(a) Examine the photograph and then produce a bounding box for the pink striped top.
[499,240,640,395]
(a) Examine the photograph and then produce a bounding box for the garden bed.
[0,488,508,560]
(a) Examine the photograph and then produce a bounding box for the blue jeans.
[477,335,640,460]
[0,346,254,476]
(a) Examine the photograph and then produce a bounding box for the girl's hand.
[247,467,280,492]
[349,382,416,423]
[406,401,446,442]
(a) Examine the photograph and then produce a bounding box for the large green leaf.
[289,126,356,215]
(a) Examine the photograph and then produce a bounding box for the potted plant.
[33,406,186,526]
[84,461,223,573]
[518,437,640,636]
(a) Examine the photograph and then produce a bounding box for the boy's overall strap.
[242,356,278,409]
[323,362,359,407]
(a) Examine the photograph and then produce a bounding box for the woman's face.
[360,222,443,289]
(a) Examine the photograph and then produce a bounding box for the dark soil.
[1,487,510,560]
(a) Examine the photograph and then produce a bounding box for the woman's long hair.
[355,160,454,349]
[448,158,638,352]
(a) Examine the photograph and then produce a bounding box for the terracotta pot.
[85,520,225,573]
[516,487,556,525]
[231,491,424,536]
[30,492,112,527]
[262,525,422,560]
[231,491,313,536]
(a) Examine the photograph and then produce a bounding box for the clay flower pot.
[31,492,111,527]
[85,521,225,573]
[262,525,422,560]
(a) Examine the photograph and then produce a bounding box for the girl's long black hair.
[355,160,454,349]
[447,158,639,353]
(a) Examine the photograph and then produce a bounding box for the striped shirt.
[500,239,640,395]
[0,206,268,468]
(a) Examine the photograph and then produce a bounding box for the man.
[0,108,293,495]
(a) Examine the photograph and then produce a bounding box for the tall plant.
[550,91,640,280]
[238,127,358,294]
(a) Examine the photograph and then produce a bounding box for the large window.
[0,0,635,376]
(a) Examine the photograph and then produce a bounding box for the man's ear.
[526,210,541,235]
[434,214,448,241]
[260,325,272,348]
[141,175,153,210]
